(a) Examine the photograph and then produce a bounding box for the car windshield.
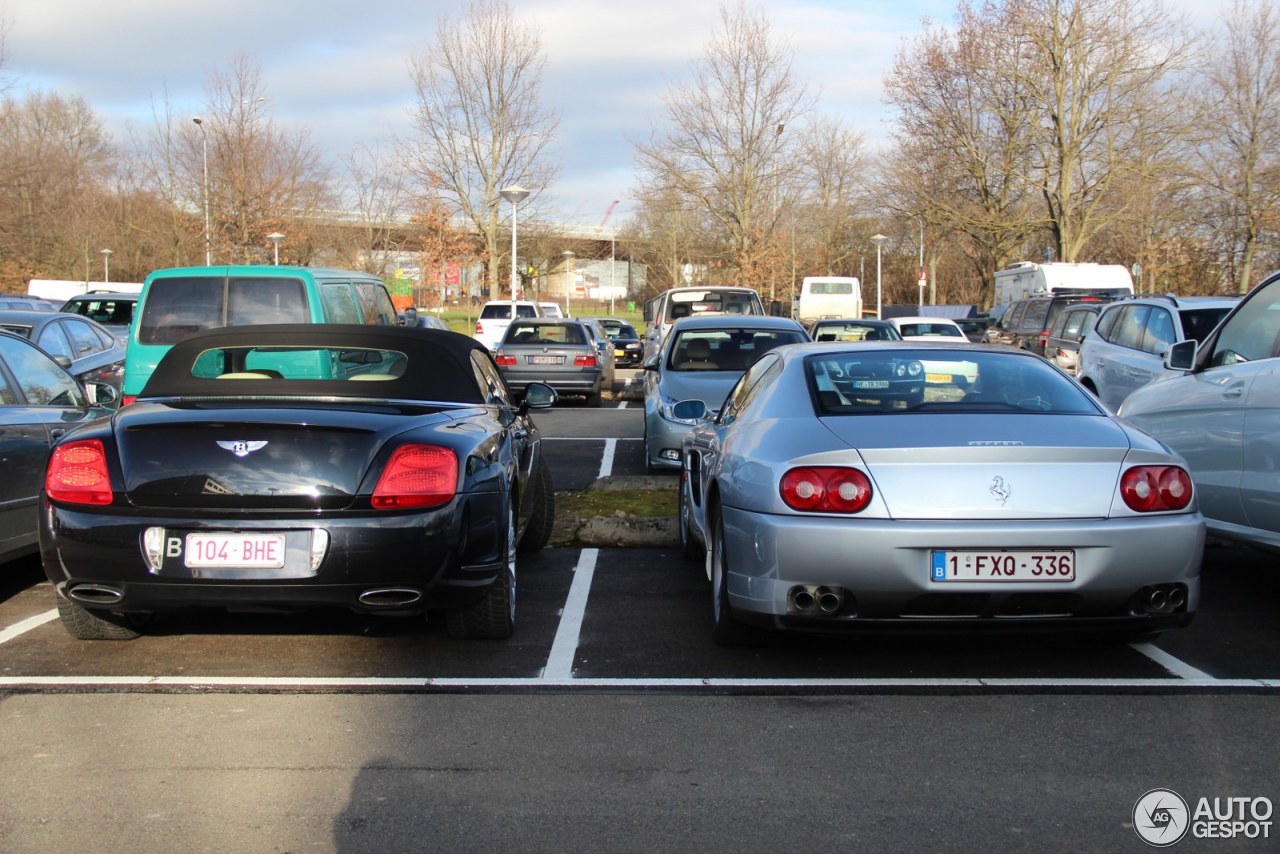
[813,323,897,342]
[806,349,1099,415]
[897,322,965,338]
[669,328,806,372]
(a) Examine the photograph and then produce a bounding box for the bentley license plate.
[930,549,1074,582]
[185,533,286,568]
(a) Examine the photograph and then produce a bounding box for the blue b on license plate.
[930,549,1074,582]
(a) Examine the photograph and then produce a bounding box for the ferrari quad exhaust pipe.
[1133,584,1187,616]
[358,588,423,608]
[67,584,125,606]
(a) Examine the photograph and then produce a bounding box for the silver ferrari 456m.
[676,341,1205,645]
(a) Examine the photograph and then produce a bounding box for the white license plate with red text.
[185,533,286,568]
[930,549,1074,582]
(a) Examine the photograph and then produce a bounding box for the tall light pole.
[100,248,112,283]
[562,250,575,317]
[192,117,211,265]
[914,214,925,307]
[871,234,888,319]
[609,232,616,315]
[500,185,530,299]
[267,232,284,265]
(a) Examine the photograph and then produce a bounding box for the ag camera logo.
[1133,788,1189,846]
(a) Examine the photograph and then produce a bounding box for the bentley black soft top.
[140,323,490,404]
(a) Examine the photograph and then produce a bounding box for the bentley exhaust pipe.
[67,584,125,606]
[358,588,423,608]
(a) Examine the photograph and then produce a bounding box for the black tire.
[678,475,702,561]
[446,503,517,639]
[55,590,141,640]
[518,455,555,553]
[709,504,754,646]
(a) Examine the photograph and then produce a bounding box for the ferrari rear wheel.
[55,590,141,640]
[446,502,517,639]
[709,504,754,646]
[518,455,555,553]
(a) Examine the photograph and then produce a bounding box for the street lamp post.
[192,117,211,265]
[100,248,112,283]
[871,234,888,319]
[562,250,575,317]
[914,215,926,307]
[499,185,530,299]
[267,232,284,265]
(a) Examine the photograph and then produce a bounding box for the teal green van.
[122,266,399,403]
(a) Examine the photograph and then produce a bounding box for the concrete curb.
[569,475,680,547]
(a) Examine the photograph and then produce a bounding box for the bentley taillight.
[780,467,872,513]
[1120,466,1193,512]
[371,445,459,509]
[46,440,113,505]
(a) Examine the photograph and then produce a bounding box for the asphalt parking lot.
[1,394,1277,693]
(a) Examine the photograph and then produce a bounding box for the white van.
[641,286,765,359]
[993,262,1134,304]
[796,277,862,323]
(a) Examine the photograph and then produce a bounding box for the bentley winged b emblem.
[216,440,268,458]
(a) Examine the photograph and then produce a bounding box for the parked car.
[1078,295,1239,411]
[988,293,1118,357]
[0,330,117,565]
[0,296,58,311]
[539,302,566,319]
[807,318,902,342]
[1043,303,1103,376]
[888,316,978,385]
[675,341,1203,644]
[593,317,644,367]
[643,314,808,472]
[1119,273,1280,554]
[399,307,451,331]
[123,265,399,405]
[579,317,618,386]
[59,291,139,344]
[474,300,542,350]
[955,317,991,343]
[0,309,126,400]
[38,323,557,640]
[495,318,609,406]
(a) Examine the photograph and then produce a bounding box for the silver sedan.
[677,342,1205,644]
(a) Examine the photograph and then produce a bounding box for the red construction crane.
[599,200,619,228]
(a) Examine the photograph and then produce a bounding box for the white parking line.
[1131,642,1216,680]
[543,548,598,679]
[0,609,57,644]
[596,439,617,479]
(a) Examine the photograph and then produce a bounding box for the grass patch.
[551,488,677,546]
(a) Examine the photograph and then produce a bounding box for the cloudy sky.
[4,0,1224,226]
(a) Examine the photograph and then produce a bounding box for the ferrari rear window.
[807,350,1099,415]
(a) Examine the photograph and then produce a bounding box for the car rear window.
[1180,307,1233,343]
[807,350,1098,415]
[140,277,309,345]
[504,322,586,345]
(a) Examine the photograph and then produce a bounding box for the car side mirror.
[643,354,660,371]
[85,382,120,407]
[522,382,557,410]
[1165,339,1197,371]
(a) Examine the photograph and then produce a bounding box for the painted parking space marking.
[596,440,617,479]
[0,610,57,644]
[1132,642,1216,681]
[544,548,598,679]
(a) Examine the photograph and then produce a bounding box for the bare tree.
[405,0,558,300]
[196,54,332,265]
[331,142,412,276]
[633,1,812,290]
[793,115,869,280]
[1195,0,1280,292]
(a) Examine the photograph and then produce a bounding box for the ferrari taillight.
[1120,466,1193,512]
[780,467,872,513]
[371,445,459,509]
[46,440,114,505]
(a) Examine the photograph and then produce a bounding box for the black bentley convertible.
[39,324,556,640]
